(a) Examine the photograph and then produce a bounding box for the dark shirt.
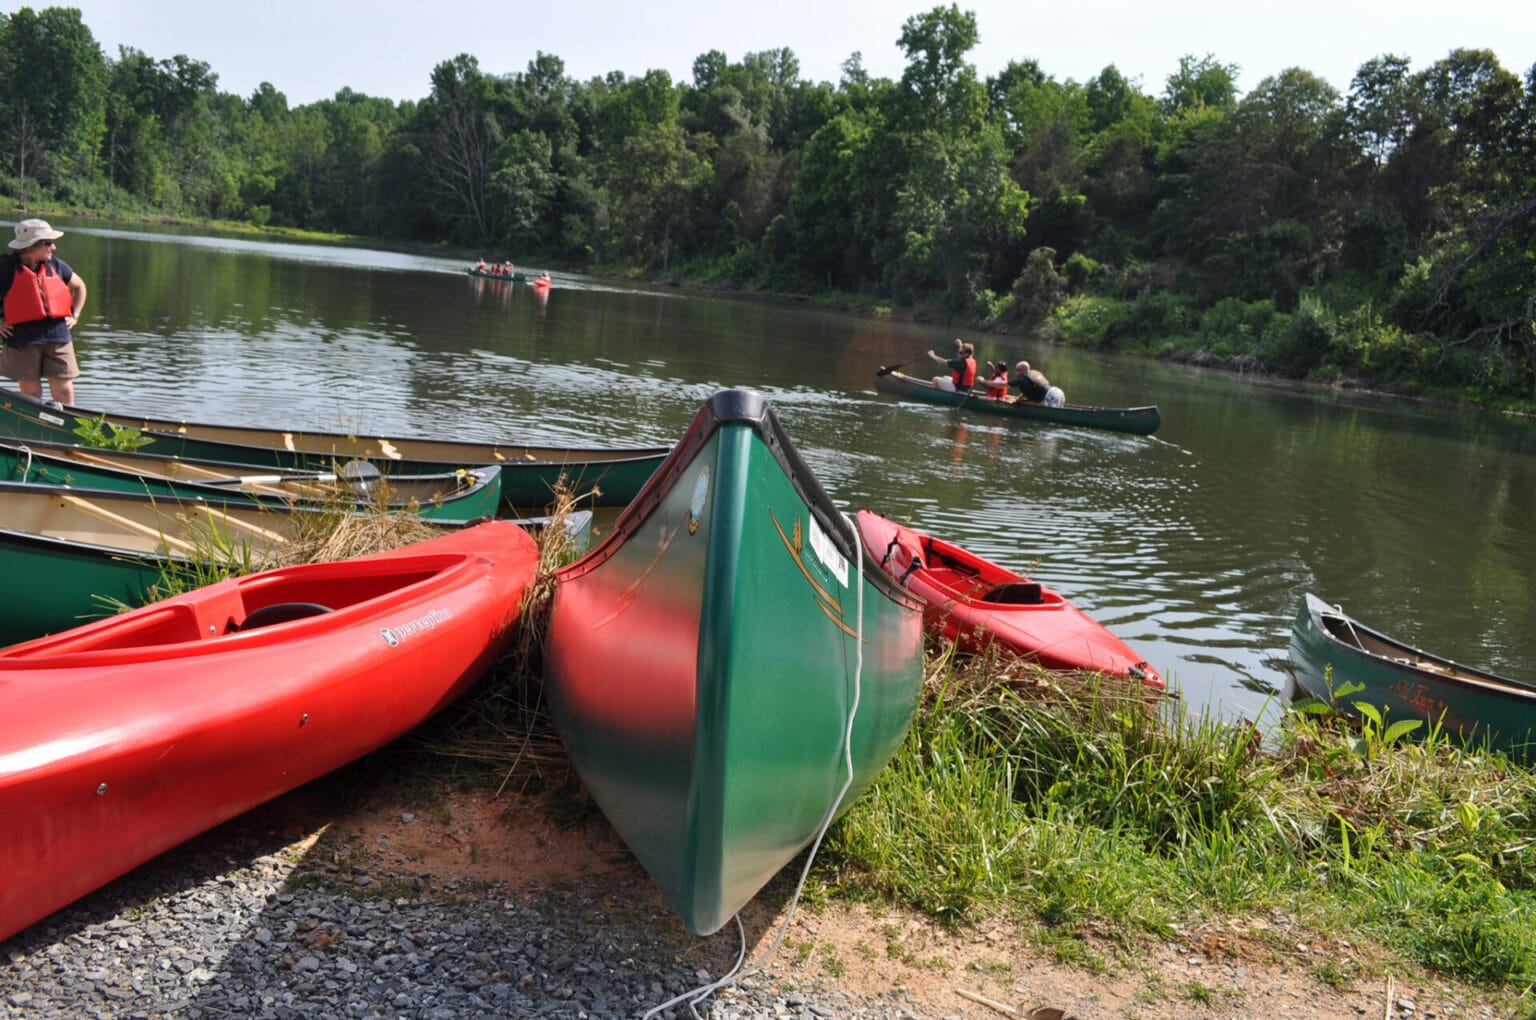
[0,253,76,346]
[1010,371,1048,402]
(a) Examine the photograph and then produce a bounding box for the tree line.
[3,5,1533,403]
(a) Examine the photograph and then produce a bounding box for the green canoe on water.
[468,267,527,283]
[872,369,1162,436]
[543,389,926,936]
[0,438,502,523]
[1289,593,1536,759]
[0,389,668,510]
[0,480,591,647]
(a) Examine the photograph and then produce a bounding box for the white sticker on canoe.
[808,516,848,588]
[38,409,67,427]
[380,607,453,646]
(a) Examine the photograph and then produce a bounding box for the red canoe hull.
[855,511,1162,689]
[0,520,539,943]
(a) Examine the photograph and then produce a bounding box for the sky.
[28,0,1536,107]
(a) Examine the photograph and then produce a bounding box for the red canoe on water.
[0,519,540,943]
[855,511,1163,690]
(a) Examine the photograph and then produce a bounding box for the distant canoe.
[468,268,527,283]
[0,389,667,509]
[856,510,1162,689]
[0,437,502,523]
[0,520,539,943]
[544,389,925,935]
[873,370,1162,436]
[1289,593,1536,758]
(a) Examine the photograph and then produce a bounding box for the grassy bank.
[417,613,1535,1014]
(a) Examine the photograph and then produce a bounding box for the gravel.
[0,819,911,1020]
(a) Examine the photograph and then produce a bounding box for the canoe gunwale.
[1299,593,1535,701]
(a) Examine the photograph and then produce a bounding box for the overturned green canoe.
[873,369,1162,436]
[0,438,501,522]
[543,389,926,935]
[0,389,667,509]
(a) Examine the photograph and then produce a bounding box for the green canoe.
[0,480,587,647]
[468,267,527,283]
[1290,592,1536,759]
[0,438,501,522]
[543,388,926,935]
[873,369,1162,436]
[0,389,668,509]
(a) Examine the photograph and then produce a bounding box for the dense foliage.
[3,5,1534,402]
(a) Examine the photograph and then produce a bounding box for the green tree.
[0,6,107,209]
[421,54,502,243]
[1162,54,1239,116]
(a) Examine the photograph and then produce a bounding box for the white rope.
[642,514,867,1019]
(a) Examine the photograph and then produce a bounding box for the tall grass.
[822,651,1536,994]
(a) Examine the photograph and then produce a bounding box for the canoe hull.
[544,390,924,934]
[1289,593,1536,756]
[855,511,1162,688]
[0,520,539,942]
[873,370,1161,436]
[0,389,666,508]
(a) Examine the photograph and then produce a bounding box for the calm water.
[27,221,1536,731]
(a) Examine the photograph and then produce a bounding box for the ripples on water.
[53,224,1536,737]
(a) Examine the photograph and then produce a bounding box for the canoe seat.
[980,582,1043,605]
[237,602,333,631]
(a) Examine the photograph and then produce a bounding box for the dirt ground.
[266,783,1513,1020]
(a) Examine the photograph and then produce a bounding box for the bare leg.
[17,379,43,399]
[47,376,75,405]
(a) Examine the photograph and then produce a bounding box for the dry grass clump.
[409,483,595,795]
[265,505,441,566]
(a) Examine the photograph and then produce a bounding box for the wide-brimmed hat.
[9,219,64,249]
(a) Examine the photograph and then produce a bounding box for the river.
[22,220,1536,733]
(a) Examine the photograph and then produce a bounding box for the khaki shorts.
[1,341,80,381]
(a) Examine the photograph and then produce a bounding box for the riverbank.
[0,752,1516,1020]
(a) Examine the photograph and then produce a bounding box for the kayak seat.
[981,582,1043,605]
[237,602,334,631]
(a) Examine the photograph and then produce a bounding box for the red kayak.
[0,519,539,943]
[855,511,1163,690]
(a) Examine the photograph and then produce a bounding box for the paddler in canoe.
[983,360,1010,400]
[1009,359,1066,407]
[926,338,977,393]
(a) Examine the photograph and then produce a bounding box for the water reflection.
[32,221,1536,738]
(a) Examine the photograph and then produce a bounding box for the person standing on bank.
[1,219,87,406]
[1010,360,1065,407]
[927,338,977,393]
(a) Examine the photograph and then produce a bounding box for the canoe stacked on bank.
[1290,593,1536,758]
[856,510,1162,689]
[0,519,540,943]
[543,389,926,935]
[0,437,502,522]
[873,369,1162,436]
[0,389,667,509]
[0,480,591,647]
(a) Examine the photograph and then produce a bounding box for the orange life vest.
[952,357,976,390]
[984,373,1008,399]
[4,260,73,325]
